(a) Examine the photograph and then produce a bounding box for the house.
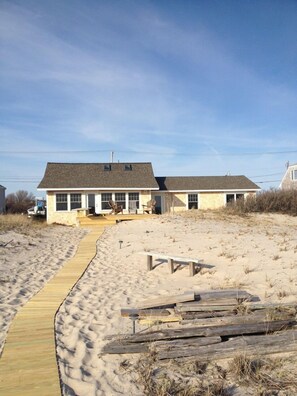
[0,185,6,214]
[280,163,297,190]
[38,162,260,225]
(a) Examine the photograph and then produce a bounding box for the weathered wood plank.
[176,303,237,312]
[243,302,297,310]
[102,341,149,354]
[186,298,240,306]
[116,326,207,343]
[159,330,297,361]
[151,336,222,351]
[180,311,235,320]
[181,310,296,326]
[205,319,296,337]
[137,291,195,309]
[194,289,254,301]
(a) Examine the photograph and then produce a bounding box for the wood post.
[147,255,153,271]
[168,258,174,274]
[189,262,195,276]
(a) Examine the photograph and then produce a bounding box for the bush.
[226,189,297,216]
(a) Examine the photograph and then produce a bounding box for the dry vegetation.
[225,189,297,216]
[0,214,47,235]
[129,352,297,396]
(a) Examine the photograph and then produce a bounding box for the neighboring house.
[0,185,6,214]
[280,163,297,190]
[38,162,260,225]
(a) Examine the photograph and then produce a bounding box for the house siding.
[280,164,297,190]
[200,193,225,209]
[46,190,154,225]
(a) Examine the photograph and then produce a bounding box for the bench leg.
[147,255,153,271]
[168,258,174,274]
[189,262,195,277]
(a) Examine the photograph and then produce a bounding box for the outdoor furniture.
[108,200,123,215]
[138,251,203,276]
[142,199,156,214]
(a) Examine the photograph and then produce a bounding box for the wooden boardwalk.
[0,225,107,396]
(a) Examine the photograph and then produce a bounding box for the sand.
[1,212,297,395]
[0,225,88,355]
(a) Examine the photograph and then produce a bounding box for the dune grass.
[0,214,47,235]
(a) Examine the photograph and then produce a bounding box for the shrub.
[225,189,297,216]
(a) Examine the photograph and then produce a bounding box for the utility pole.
[110,151,114,163]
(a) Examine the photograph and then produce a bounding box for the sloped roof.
[156,176,260,191]
[38,162,159,190]
[0,185,6,189]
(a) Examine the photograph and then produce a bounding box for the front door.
[95,194,101,214]
[153,195,162,214]
[87,194,95,214]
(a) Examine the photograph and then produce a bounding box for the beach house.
[38,162,260,225]
[280,163,297,190]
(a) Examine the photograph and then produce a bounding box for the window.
[188,194,198,209]
[101,193,112,210]
[56,194,68,211]
[70,194,81,210]
[115,193,126,209]
[104,164,111,171]
[291,170,297,180]
[124,164,132,171]
[226,193,244,205]
[128,192,139,209]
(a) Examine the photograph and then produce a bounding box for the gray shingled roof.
[156,176,260,191]
[38,162,159,190]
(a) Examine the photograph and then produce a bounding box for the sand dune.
[55,212,297,395]
[1,212,297,395]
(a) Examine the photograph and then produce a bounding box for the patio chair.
[108,200,123,215]
[142,199,156,214]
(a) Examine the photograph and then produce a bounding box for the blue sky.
[1,0,297,196]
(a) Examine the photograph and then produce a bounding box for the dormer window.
[124,164,132,171]
[104,164,111,171]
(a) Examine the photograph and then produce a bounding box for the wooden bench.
[138,251,203,277]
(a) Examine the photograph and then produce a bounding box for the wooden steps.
[0,226,106,396]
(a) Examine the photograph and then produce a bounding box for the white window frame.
[225,193,245,205]
[188,193,198,210]
[55,193,83,212]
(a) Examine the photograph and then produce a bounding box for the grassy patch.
[0,214,48,235]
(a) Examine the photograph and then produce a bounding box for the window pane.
[56,194,68,211]
[101,193,112,210]
[226,194,235,204]
[70,194,81,210]
[294,170,297,180]
[128,193,139,209]
[236,194,244,201]
[115,193,126,209]
[188,194,198,209]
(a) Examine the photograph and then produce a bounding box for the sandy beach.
[1,212,297,395]
[0,225,88,355]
